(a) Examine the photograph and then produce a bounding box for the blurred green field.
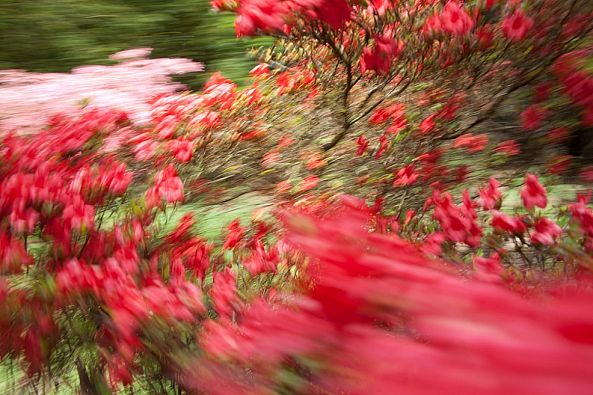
[0,0,269,87]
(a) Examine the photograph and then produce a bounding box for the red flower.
[99,162,132,196]
[315,0,351,29]
[9,203,39,234]
[300,175,320,192]
[276,180,292,194]
[453,133,489,153]
[419,114,437,134]
[360,36,403,75]
[262,150,280,168]
[502,10,534,42]
[278,134,295,148]
[494,140,520,156]
[473,253,504,283]
[404,209,416,226]
[234,0,288,37]
[580,166,593,182]
[149,165,184,205]
[547,127,569,143]
[491,211,527,234]
[356,135,369,156]
[548,155,572,175]
[211,268,237,317]
[478,177,501,210]
[563,71,593,108]
[456,165,470,183]
[476,26,494,50]
[432,191,482,247]
[169,139,194,163]
[534,83,552,102]
[63,197,95,231]
[249,63,270,79]
[224,219,244,249]
[530,217,562,245]
[521,105,545,131]
[569,194,593,237]
[243,241,279,275]
[374,134,389,158]
[0,231,32,273]
[520,174,548,210]
[440,1,474,36]
[369,103,405,126]
[393,164,419,187]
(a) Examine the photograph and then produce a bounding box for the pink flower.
[109,48,152,61]
[520,174,547,210]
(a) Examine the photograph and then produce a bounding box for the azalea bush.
[2,0,593,394]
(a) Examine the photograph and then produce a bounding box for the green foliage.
[0,0,268,86]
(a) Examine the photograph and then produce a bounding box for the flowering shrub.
[0,48,203,132]
[1,0,593,393]
[183,197,593,395]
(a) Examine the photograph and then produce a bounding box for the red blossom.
[393,164,419,187]
[169,139,194,163]
[224,219,245,249]
[531,217,562,245]
[454,133,489,153]
[491,211,527,234]
[419,114,437,134]
[360,36,404,75]
[473,253,504,283]
[300,175,320,192]
[374,134,389,158]
[63,197,95,231]
[478,177,501,210]
[356,135,369,156]
[211,268,237,317]
[494,140,520,156]
[440,1,474,36]
[520,174,548,210]
[547,127,570,143]
[502,9,534,42]
[521,105,545,131]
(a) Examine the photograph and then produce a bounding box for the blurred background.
[0,0,267,87]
